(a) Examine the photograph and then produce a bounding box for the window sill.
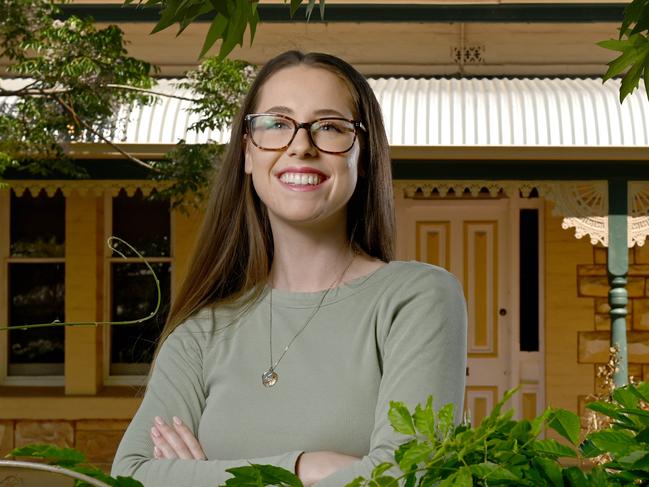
[0,387,142,420]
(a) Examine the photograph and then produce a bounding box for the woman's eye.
[317,122,343,133]
[269,120,290,129]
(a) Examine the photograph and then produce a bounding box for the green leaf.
[439,466,472,487]
[636,426,649,443]
[563,466,589,487]
[256,464,303,487]
[548,408,581,445]
[579,438,605,458]
[398,443,432,471]
[199,13,228,58]
[388,401,415,435]
[588,429,635,456]
[371,462,393,478]
[306,0,316,20]
[618,449,649,467]
[151,0,182,34]
[393,439,416,465]
[586,466,611,487]
[603,37,649,81]
[289,0,303,17]
[113,476,145,486]
[470,462,521,482]
[345,477,365,487]
[532,439,578,458]
[413,397,435,438]
[530,408,553,437]
[635,382,649,403]
[436,403,455,437]
[614,385,641,408]
[369,476,398,487]
[8,443,86,467]
[645,58,649,100]
[532,457,564,487]
[598,38,631,52]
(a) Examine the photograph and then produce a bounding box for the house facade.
[1,0,648,470]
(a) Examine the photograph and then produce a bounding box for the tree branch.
[1,83,200,102]
[106,83,200,102]
[50,91,161,173]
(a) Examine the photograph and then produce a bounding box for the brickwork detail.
[15,421,73,449]
[0,420,14,457]
[578,244,649,384]
[5,419,127,472]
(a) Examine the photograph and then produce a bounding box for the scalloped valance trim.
[0,180,170,198]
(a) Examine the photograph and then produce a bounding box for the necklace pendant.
[262,368,278,387]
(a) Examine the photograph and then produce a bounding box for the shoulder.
[381,260,463,296]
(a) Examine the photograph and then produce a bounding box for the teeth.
[279,172,323,185]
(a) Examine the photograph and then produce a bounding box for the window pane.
[110,262,171,375]
[520,209,540,352]
[10,189,65,257]
[112,189,170,257]
[8,263,65,375]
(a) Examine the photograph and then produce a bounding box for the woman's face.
[244,64,361,231]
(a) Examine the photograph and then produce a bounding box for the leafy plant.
[124,0,325,59]
[222,384,649,486]
[222,389,585,486]
[6,443,144,487]
[8,384,649,486]
[599,0,649,102]
[0,0,154,175]
[582,382,649,485]
[0,0,254,210]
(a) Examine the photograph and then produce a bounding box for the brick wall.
[0,419,127,472]
[577,244,649,413]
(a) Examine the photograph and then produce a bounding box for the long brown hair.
[156,51,394,351]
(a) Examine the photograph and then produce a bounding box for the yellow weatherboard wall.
[544,201,594,414]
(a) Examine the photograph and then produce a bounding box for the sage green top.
[112,261,467,487]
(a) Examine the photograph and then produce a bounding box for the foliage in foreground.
[222,382,649,486]
[5,443,143,486]
[132,0,648,104]
[8,383,649,485]
[598,0,649,102]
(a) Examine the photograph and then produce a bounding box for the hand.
[296,451,360,487]
[150,415,207,460]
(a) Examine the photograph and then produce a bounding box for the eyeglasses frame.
[244,113,366,154]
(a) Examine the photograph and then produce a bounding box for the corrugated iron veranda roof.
[1,77,647,147]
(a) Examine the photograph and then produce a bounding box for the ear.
[243,136,253,175]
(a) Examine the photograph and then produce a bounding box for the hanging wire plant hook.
[0,236,161,331]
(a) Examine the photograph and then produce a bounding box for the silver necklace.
[262,254,356,387]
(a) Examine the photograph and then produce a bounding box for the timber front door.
[397,196,516,425]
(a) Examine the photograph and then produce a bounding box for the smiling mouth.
[279,172,325,186]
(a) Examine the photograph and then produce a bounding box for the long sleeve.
[111,325,303,487]
[314,267,468,486]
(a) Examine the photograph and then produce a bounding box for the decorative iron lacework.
[395,180,649,247]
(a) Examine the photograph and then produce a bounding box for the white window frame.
[0,189,65,386]
[102,191,174,386]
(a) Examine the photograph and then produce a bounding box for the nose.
[287,126,318,158]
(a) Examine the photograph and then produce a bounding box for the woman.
[112,51,467,487]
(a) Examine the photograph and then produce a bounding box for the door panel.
[398,198,511,426]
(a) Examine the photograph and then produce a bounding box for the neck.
[269,219,355,292]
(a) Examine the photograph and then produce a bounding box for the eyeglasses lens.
[249,115,356,153]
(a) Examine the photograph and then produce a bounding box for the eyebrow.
[263,106,351,118]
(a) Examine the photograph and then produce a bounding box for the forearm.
[112,450,304,487]
[296,451,362,487]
